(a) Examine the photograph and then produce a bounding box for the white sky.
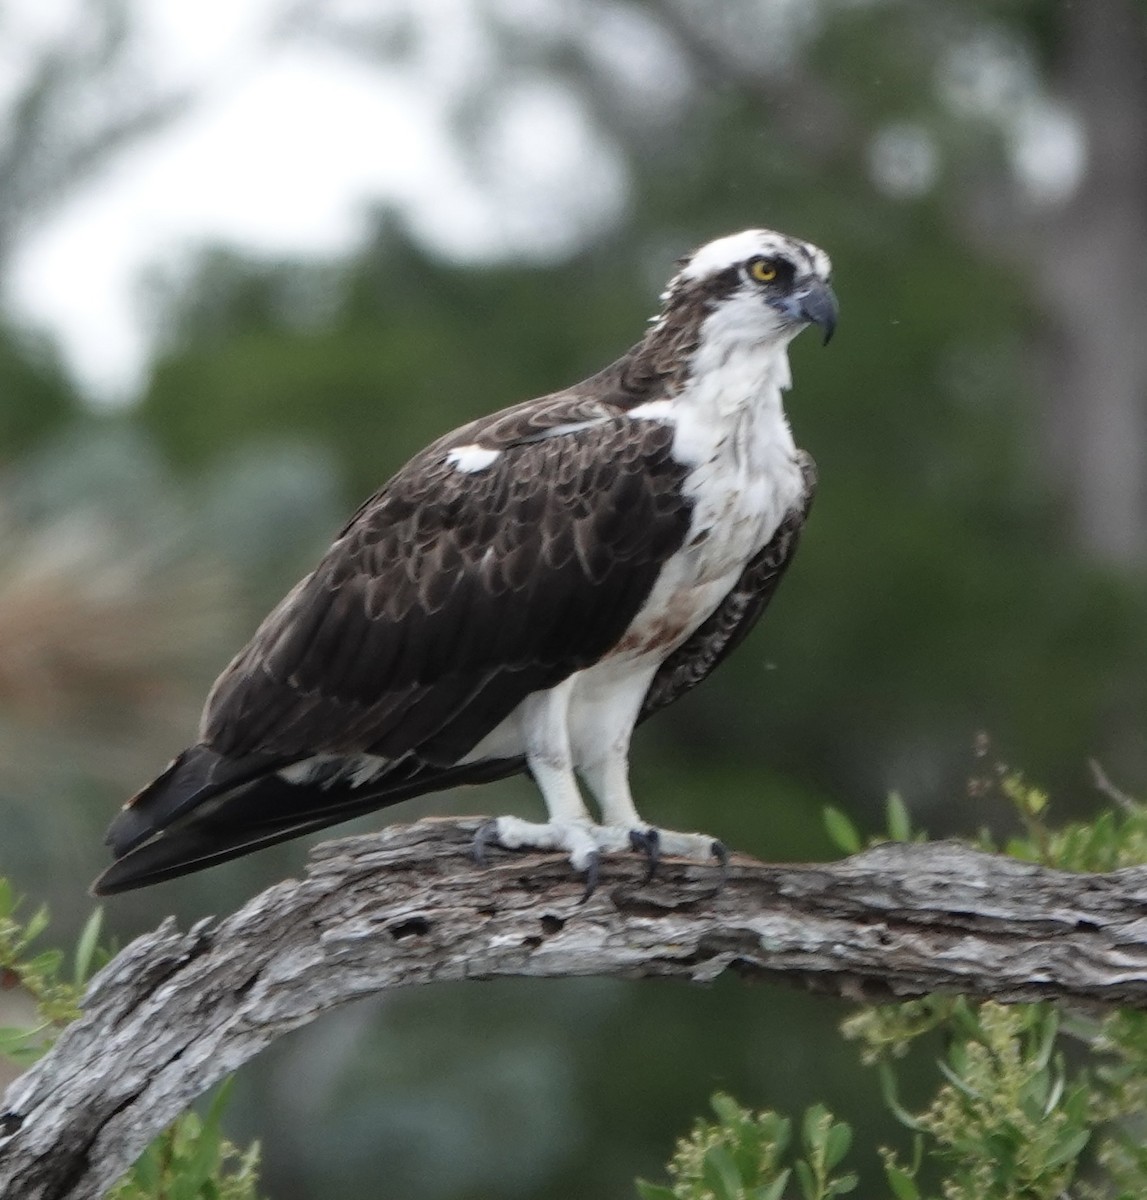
[2,0,629,405]
[0,0,1084,407]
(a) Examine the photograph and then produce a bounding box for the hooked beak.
[795,278,839,345]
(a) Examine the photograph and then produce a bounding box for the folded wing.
[95,400,695,892]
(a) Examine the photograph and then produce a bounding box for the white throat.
[630,297,805,567]
[663,295,799,465]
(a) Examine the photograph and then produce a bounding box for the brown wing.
[639,450,817,721]
[202,399,694,768]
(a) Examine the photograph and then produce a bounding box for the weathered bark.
[3,816,1147,1200]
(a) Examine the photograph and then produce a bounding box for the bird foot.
[473,817,727,900]
[628,827,728,888]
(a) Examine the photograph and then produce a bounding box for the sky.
[2,0,628,405]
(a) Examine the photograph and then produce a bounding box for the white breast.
[618,338,805,661]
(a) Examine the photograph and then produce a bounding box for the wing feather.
[201,402,694,767]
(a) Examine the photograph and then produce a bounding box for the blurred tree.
[0,0,191,459]
[0,326,77,461]
[1025,0,1147,563]
[0,426,235,911]
[0,0,184,271]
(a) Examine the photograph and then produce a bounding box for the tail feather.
[93,751,523,895]
[104,745,288,858]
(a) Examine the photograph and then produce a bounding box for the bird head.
[661,228,838,348]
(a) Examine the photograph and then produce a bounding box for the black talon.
[628,827,661,883]
[472,819,500,866]
[580,851,601,903]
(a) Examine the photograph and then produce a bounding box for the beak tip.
[796,279,839,348]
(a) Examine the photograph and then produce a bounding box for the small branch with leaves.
[2,805,1147,1199]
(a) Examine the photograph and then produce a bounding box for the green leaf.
[1044,1126,1091,1169]
[794,1157,816,1200]
[23,949,63,979]
[635,1183,676,1200]
[761,1112,791,1156]
[1031,1008,1060,1072]
[878,1063,924,1131]
[131,1142,162,1192]
[710,1091,744,1126]
[801,1104,830,1153]
[702,1144,742,1198]
[73,908,104,988]
[936,1057,984,1100]
[885,1165,919,1200]
[23,905,49,943]
[753,1169,792,1200]
[886,793,912,841]
[0,1040,44,1066]
[203,1077,234,1135]
[823,1121,851,1171]
[169,1168,195,1200]
[830,1173,858,1195]
[0,1023,47,1062]
[823,807,862,855]
[183,1115,224,1190]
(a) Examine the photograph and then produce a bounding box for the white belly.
[608,412,805,662]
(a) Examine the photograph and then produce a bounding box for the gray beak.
[796,278,839,345]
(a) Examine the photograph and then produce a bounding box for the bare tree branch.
[3,816,1147,1199]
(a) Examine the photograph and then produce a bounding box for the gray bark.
[3,817,1147,1200]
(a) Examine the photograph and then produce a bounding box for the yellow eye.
[749,258,777,283]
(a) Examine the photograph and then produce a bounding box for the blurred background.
[1,0,1146,1195]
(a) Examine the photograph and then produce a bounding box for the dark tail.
[93,747,523,895]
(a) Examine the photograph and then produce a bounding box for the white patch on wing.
[447,444,502,472]
[520,418,610,441]
[628,399,673,422]
[278,753,391,789]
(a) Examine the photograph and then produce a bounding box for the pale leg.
[573,665,723,862]
[484,679,606,870]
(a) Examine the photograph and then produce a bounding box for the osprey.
[94,227,837,895]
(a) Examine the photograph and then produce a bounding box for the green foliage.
[108,1080,262,1200]
[850,1001,1097,1200]
[646,783,1147,1200]
[0,884,263,1200]
[0,878,95,1061]
[636,1094,855,1200]
[821,806,862,856]
[644,989,1146,1200]
[823,793,928,857]
[0,328,80,459]
[985,771,1147,873]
